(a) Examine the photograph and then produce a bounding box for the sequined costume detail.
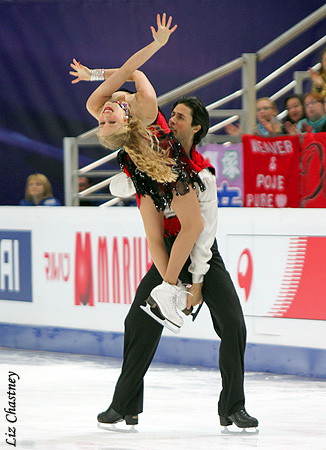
[117,131,206,212]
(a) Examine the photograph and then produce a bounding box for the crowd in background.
[19,49,326,207]
[226,48,326,137]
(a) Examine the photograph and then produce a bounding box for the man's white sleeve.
[109,172,136,198]
[188,169,218,283]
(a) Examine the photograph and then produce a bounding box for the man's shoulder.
[191,146,215,174]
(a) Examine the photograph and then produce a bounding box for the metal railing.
[64,4,326,206]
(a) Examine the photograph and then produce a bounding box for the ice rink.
[1,348,325,450]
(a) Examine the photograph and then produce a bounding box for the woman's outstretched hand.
[69,58,92,83]
[151,13,177,47]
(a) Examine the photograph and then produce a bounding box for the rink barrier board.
[1,207,326,379]
[0,322,325,379]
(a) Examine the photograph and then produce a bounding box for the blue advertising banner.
[0,230,32,302]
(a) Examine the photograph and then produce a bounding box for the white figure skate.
[141,281,190,333]
[175,280,193,316]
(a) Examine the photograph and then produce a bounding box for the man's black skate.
[220,408,258,433]
[97,407,138,433]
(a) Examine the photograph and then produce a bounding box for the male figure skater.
[98,96,259,431]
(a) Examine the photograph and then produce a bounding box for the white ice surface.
[1,348,326,450]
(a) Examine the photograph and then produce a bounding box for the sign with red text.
[242,134,301,208]
[300,132,326,208]
[0,207,154,334]
[74,232,152,307]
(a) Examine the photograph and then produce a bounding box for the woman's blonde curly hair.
[98,113,177,183]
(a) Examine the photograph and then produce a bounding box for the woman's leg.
[139,196,168,279]
[139,189,202,329]
[139,188,203,285]
[164,188,203,284]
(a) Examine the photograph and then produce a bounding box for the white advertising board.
[1,207,326,376]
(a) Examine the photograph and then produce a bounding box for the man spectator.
[78,176,96,206]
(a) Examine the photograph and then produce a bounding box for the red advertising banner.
[243,134,301,208]
[300,132,326,208]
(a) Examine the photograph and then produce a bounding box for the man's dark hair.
[171,96,210,145]
[284,94,303,108]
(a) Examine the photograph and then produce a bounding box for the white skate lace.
[175,282,193,311]
[170,284,183,318]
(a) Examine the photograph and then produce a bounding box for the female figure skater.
[70,14,205,332]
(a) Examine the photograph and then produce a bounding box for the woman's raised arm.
[82,13,177,119]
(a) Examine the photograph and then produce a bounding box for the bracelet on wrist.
[90,68,105,81]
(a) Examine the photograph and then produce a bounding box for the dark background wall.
[0,0,325,205]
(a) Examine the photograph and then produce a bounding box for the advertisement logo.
[0,231,32,302]
[74,232,152,307]
[237,248,253,301]
[75,232,94,306]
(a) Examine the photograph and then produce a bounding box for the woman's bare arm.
[81,13,177,119]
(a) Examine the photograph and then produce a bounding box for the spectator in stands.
[225,97,282,136]
[78,175,92,193]
[19,173,61,206]
[282,94,305,134]
[292,93,326,134]
[308,48,326,102]
[78,175,97,206]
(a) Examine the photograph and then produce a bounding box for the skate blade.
[221,426,259,435]
[140,303,180,334]
[147,295,183,329]
[97,423,138,433]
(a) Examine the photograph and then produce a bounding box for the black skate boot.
[97,407,138,433]
[220,408,258,433]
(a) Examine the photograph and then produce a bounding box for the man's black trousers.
[110,238,246,418]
